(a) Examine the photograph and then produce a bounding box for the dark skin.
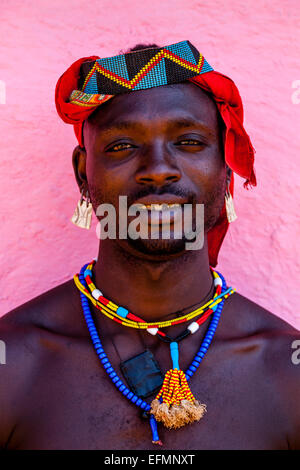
[0,83,299,450]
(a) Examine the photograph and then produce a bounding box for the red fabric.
[55,57,256,267]
[189,74,256,188]
[55,56,100,144]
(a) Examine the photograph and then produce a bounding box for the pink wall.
[1,0,299,328]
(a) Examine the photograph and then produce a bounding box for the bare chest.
[9,339,287,450]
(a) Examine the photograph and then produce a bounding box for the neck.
[93,236,213,321]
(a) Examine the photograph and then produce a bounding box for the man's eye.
[176,139,204,146]
[108,143,134,152]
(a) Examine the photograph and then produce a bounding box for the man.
[0,41,299,450]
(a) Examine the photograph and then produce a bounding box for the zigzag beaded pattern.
[155,369,196,405]
[69,40,214,107]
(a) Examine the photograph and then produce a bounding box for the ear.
[72,145,87,191]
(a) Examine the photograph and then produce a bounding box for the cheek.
[86,152,131,208]
[85,152,110,205]
[184,148,226,198]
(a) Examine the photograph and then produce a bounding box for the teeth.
[132,203,182,211]
[145,203,181,211]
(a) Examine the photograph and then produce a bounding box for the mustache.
[126,185,197,207]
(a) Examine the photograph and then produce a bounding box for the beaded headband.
[69,40,213,108]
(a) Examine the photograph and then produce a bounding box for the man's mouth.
[125,194,193,230]
[131,194,188,211]
[128,202,186,229]
[131,202,182,212]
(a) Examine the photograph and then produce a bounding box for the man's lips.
[131,194,188,210]
[128,195,189,227]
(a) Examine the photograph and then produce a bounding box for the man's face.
[79,82,227,259]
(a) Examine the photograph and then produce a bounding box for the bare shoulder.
[1,277,85,332]
[222,290,299,334]
[223,292,300,448]
[224,291,300,368]
[0,278,86,447]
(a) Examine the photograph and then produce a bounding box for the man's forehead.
[87,82,219,132]
[90,116,216,139]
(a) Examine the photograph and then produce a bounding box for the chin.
[123,236,188,259]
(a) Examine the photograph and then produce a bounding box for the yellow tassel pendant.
[150,343,206,429]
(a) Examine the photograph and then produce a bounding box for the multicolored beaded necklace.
[75,260,234,341]
[75,261,235,445]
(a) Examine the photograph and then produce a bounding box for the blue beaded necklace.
[78,263,228,445]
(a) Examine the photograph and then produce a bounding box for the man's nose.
[135,145,181,186]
